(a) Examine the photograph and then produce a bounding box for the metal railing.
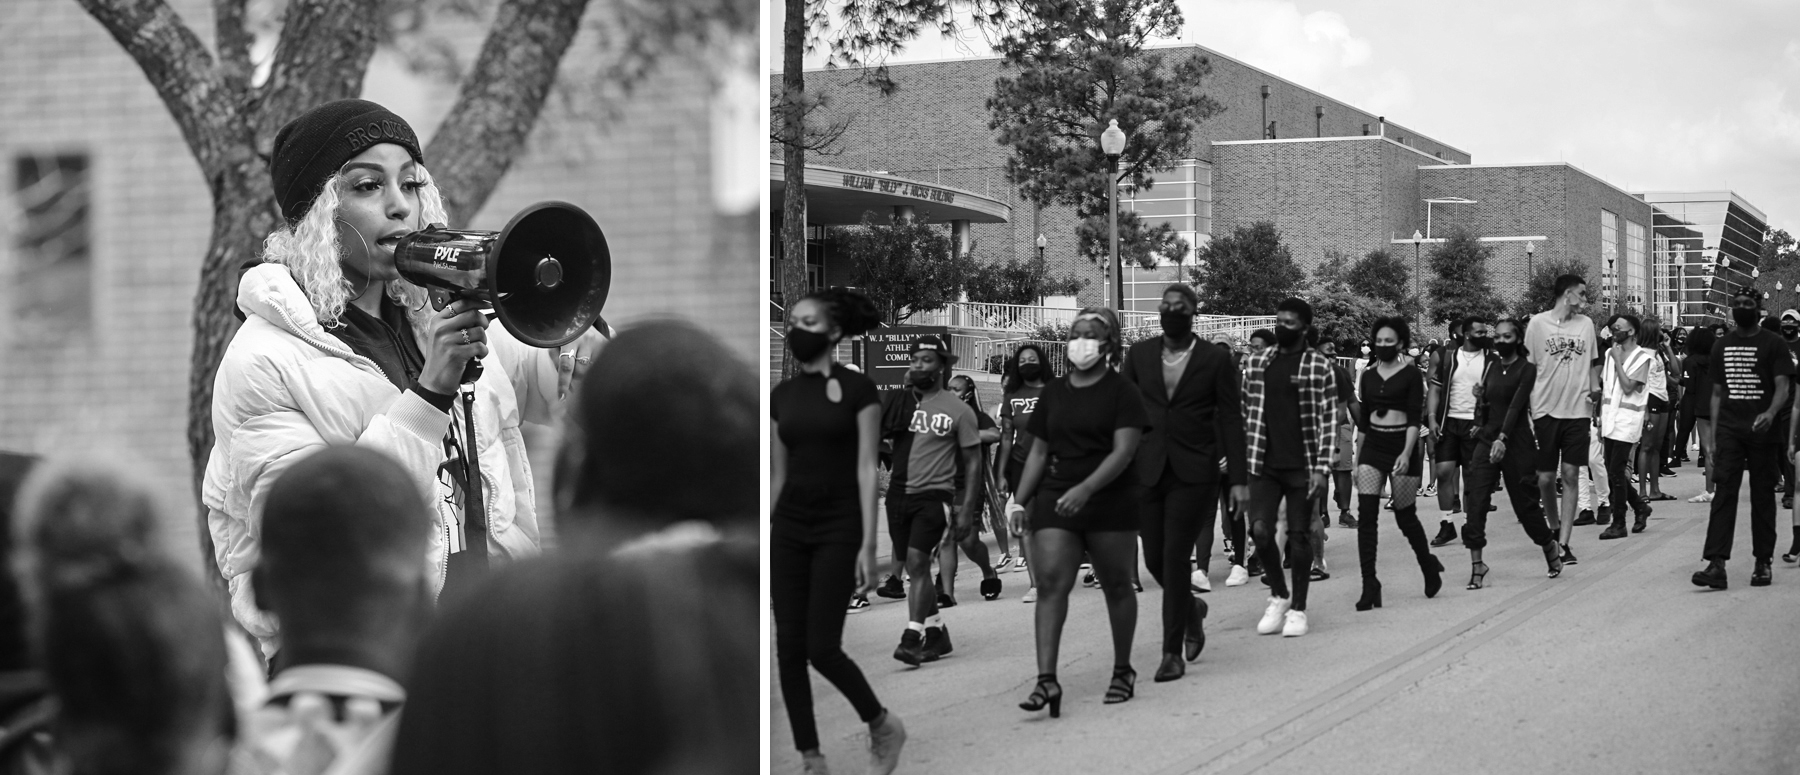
[907,301,1273,337]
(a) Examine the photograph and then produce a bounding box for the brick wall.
[0,0,755,561]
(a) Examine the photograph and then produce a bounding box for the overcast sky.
[769,0,1798,232]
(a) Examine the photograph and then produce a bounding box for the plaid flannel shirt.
[1241,348,1339,479]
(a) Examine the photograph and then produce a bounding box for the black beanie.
[269,99,425,223]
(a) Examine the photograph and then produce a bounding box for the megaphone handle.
[461,357,483,384]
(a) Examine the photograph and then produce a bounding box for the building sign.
[840,174,958,205]
[859,325,948,389]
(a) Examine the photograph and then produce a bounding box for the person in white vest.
[1597,314,1655,540]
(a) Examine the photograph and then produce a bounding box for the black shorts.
[888,490,952,556]
[1533,416,1591,470]
[1357,426,1422,477]
[1004,457,1025,494]
[1433,417,1481,465]
[1029,481,1139,534]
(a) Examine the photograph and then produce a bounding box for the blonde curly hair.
[259,165,448,330]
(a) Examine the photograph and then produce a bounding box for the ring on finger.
[461,329,471,345]
[575,356,590,366]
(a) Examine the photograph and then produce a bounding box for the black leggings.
[1140,468,1218,654]
[772,530,883,752]
[1461,439,1555,550]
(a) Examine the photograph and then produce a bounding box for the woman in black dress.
[1353,317,1443,610]
[1008,308,1149,716]
[770,288,905,774]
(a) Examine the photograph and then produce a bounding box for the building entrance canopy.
[770,161,1011,226]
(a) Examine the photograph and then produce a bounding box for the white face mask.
[1068,337,1103,371]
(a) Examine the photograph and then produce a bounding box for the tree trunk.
[79,0,593,575]
[777,0,811,377]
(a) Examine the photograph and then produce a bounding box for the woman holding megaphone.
[203,99,606,658]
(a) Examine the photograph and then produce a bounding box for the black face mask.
[1017,363,1043,382]
[1160,311,1194,337]
[909,371,938,391]
[1373,345,1399,362]
[1274,325,1303,349]
[1470,336,1494,350]
[1733,308,1761,329]
[1783,326,1798,340]
[1494,340,1519,359]
[787,327,830,362]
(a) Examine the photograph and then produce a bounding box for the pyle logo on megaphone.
[393,200,611,352]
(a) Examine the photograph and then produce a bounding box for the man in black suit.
[1122,284,1248,683]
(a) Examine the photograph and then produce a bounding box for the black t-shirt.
[1026,370,1149,491]
[1001,384,1044,463]
[1359,362,1425,432]
[1263,349,1306,470]
[1709,328,1796,435]
[771,364,880,510]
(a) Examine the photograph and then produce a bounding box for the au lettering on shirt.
[910,409,957,437]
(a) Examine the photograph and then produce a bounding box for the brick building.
[1,0,758,557]
[774,45,1767,328]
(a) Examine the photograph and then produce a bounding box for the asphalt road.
[768,463,1800,774]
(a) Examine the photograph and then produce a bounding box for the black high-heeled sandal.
[1466,561,1489,590]
[1544,542,1563,578]
[1019,674,1061,718]
[1104,665,1136,705]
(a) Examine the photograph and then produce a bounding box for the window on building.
[1121,159,1212,313]
[13,154,91,337]
[1625,220,1646,310]
[1600,209,1619,304]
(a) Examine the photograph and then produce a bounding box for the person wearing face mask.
[1121,284,1247,682]
[1635,317,1677,503]
[768,287,908,772]
[1524,275,1603,566]
[935,375,1006,606]
[877,336,983,665]
[1352,317,1441,610]
[1426,316,1498,548]
[1000,344,1052,601]
[1459,318,1563,587]
[1239,299,1339,637]
[1695,290,1794,589]
[1009,308,1149,714]
[1596,314,1656,541]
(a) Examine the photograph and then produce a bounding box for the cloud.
[1173,0,1411,115]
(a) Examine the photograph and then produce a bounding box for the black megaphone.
[393,201,611,381]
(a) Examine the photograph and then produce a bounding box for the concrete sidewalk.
[769,461,1800,774]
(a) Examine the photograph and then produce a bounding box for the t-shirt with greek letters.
[900,390,980,495]
[1708,327,1795,435]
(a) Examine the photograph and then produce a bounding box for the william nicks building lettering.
[838,174,957,205]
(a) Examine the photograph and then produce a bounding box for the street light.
[1101,118,1128,312]
[1526,241,1535,279]
[1036,233,1047,263]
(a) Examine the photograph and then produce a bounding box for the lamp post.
[1607,256,1616,313]
[1101,118,1128,312]
[1036,233,1047,263]
[1526,240,1535,280]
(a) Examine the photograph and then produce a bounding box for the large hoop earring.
[335,217,374,300]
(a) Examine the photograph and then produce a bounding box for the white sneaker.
[1190,569,1212,593]
[1281,609,1309,637]
[1022,587,1038,603]
[1014,557,1028,573]
[1226,564,1250,587]
[1688,491,1713,503]
[995,554,1014,573]
[1256,597,1292,635]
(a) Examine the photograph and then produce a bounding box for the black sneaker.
[1784,546,1800,563]
[1598,522,1628,540]
[1786,496,1794,511]
[1430,520,1459,547]
[847,595,870,613]
[1752,561,1773,587]
[922,624,953,658]
[876,575,905,599]
[1450,497,1462,515]
[1692,561,1727,590]
[1081,571,1099,588]
[980,576,1002,600]
[894,630,926,666]
[937,591,957,608]
[1247,556,1265,577]
[1573,509,1597,526]
[1338,511,1358,528]
[1560,543,1579,565]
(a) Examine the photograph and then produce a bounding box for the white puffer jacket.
[203,264,570,653]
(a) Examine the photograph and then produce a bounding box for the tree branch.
[73,0,235,184]
[214,0,253,96]
[426,0,593,225]
[252,0,385,144]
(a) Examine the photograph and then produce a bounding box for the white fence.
[907,301,1272,337]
